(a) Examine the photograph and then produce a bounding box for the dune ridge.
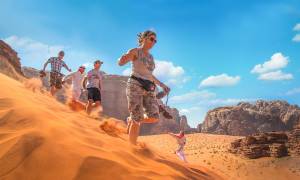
[0,73,221,180]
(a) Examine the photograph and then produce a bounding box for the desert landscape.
[1,38,300,180]
[141,133,300,180]
[0,72,222,180]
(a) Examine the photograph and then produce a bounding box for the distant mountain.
[199,100,300,136]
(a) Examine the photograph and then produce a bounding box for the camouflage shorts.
[50,72,63,89]
[126,78,159,122]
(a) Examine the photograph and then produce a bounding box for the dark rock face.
[0,40,23,79]
[200,100,300,136]
[288,128,300,156]
[229,129,300,159]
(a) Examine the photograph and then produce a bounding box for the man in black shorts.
[82,60,104,114]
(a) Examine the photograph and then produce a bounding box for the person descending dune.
[40,51,72,96]
[169,131,187,163]
[62,65,86,110]
[118,30,170,145]
[82,60,104,115]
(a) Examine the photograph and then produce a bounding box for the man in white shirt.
[62,66,86,102]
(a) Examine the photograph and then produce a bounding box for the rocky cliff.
[0,40,23,80]
[229,129,300,159]
[200,100,300,136]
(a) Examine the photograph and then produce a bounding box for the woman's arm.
[152,75,170,93]
[118,48,137,66]
[168,132,179,138]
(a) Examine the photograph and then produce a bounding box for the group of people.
[41,52,103,114]
[40,30,186,161]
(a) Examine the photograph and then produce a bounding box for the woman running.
[118,30,170,144]
[169,131,187,162]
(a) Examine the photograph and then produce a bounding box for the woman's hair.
[137,30,156,46]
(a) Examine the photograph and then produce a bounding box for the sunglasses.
[149,37,157,43]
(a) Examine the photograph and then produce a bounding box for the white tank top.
[131,48,155,81]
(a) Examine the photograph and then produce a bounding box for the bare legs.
[127,117,158,145]
[86,100,101,115]
[128,120,140,145]
[50,86,57,96]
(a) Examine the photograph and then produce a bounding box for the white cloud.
[199,73,240,88]
[154,60,184,78]
[170,90,216,104]
[202,98,256,106]
[258,70,293,81]
[3,35,100,72]
[121,60,188,87]
[154,60,187,86]
[179,108,191,114]
[293,23,300,31]
[251,53,293,81]
[292,34,300,42]
[122,68,131,76]
[4,35,64,63]
[286,87,300,96]
[251,53,289,74]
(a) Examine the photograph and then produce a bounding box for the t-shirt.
[62,71,85,90]
[46,57,68,73]
[86,69,103,89]
[131,48,155,81]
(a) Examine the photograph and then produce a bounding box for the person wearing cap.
[62,65,86,103]
[82,60,104,114]
[41,51,72,96]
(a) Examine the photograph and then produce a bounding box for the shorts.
[126,77,159,122]
[50,72,63,89]
[87,88,101,102]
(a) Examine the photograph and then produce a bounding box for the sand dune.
[0,73,221,180]
[141,133,300,180]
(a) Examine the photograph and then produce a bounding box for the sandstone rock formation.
[180,115,190,131]
[0,40,23,80]
[200,100,300,136]
[229,129,300,159]
[287,128,300,156]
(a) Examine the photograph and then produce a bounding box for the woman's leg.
[129,120,140,145]
[86,100,93,115]
[126,79,144,144]
[142,92,159,123]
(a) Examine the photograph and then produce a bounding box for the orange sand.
[0,73,221,180]
[141,133,300,180]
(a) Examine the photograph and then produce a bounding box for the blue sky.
[1,0,300,127]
